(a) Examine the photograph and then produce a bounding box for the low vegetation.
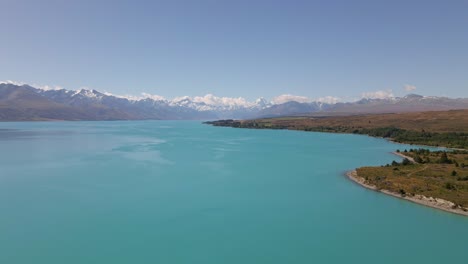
[205,110,468,148]
[357,149,468,208]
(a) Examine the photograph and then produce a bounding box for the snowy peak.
[73,89,104,100]
[166,94,271,111]
[255,97,270,108]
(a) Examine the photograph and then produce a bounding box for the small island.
[205,110,468,216]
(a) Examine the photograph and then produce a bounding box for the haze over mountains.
[1,82,468,121]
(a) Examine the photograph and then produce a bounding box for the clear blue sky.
[1,0,467,100]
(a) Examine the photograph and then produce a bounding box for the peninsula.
[205,110,468,216]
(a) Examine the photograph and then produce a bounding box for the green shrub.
[445,182,456,190]
[440,152,450,164]
[402,158,411,166]
[414,155,423,163]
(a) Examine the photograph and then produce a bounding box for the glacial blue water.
[0,121,466,264]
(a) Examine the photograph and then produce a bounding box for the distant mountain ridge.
[325,94,468,115]
[1,83,468,121]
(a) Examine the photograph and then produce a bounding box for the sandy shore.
[345,170,468,217]
[392,151,416,163]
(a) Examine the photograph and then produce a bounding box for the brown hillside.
[248,110,468,133]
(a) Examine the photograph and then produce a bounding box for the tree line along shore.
[205,109,468,216]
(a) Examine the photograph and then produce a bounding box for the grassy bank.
[205,110,468,148]
[357,149,468,209]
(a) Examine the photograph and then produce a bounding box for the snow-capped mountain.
[35,85,275,118]
[1,82,468,121]
[0,83,272,120]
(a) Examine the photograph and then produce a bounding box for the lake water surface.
[0,121,467,263]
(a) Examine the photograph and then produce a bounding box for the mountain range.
[1,83,468,121]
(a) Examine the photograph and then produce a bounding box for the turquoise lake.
[0,121,467,263]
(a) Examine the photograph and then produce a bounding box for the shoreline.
[345,170,468,217]
[207,122,464,151]
[391,151,416,162]
[206,121,468,216]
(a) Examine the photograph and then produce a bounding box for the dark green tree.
[402,158,411,166]
[414,155,423,163]
[439,152,449,164]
